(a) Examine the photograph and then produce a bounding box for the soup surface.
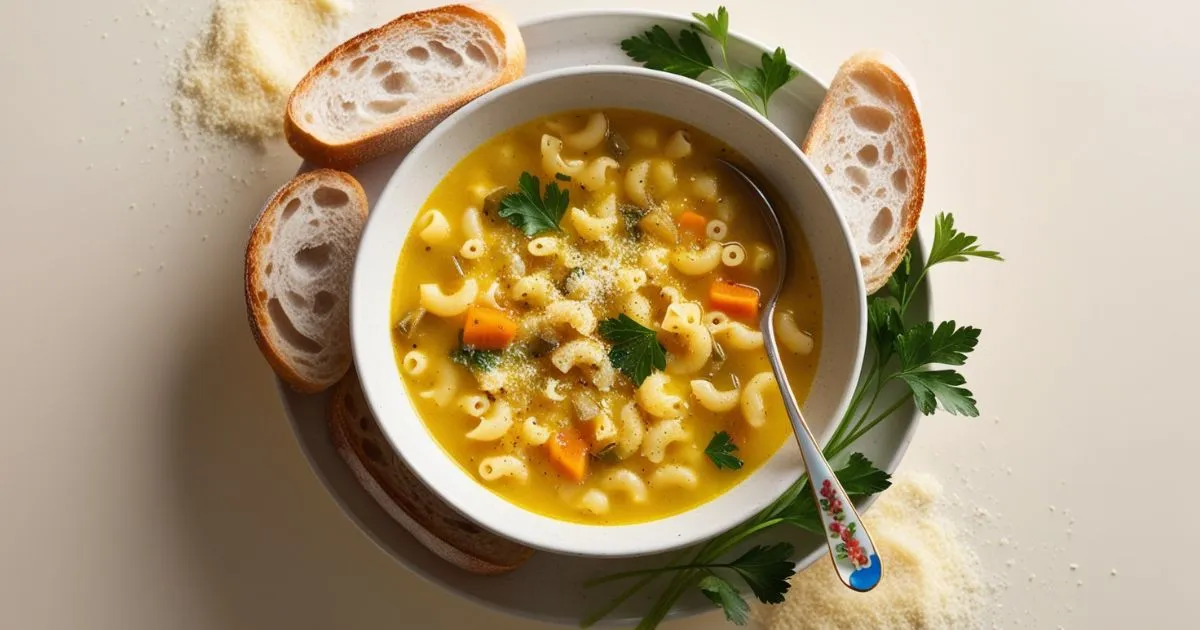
[390,109,822,524]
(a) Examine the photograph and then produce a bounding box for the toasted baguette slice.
[245,169,367,393]
[802,50,927,294]
[285,3,526,169]
[329,371,535,574]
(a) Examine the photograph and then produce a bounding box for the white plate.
[283,9,928,626]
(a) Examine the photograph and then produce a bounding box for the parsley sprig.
[704,431,743,470]
[621,7,800,117]
[582,213,1001,629]
[498,172,569,236]
[450,345,501,372]
[598,315,667,386]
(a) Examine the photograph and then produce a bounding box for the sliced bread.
[285,3,526,169]
[802,50,927,294]
[244,169,367,393]
[328,371,535,574]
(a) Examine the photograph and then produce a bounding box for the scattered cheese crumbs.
[172,0,354,142]
[756,473,985,630]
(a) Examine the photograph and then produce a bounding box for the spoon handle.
[762,310,882,592]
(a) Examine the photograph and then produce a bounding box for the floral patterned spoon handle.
[720,160,882,592]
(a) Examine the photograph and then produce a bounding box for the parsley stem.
[640,570,702,630]
[580,548,690,627]
[828,359,879,447]
[712,66,765,115]
[838,396,911,450]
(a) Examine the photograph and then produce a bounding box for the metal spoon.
[719,160,882,593]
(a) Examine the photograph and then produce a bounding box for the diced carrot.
[547,428,590,482]
[462,304,517,350]
[709,279,761,321]
[677,210,708,235]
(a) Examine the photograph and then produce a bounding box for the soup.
[390,109,821,524]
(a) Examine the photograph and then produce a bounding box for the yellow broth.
[390,109,822,524]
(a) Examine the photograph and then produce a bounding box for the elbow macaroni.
[402,350,429,376]
[418,209,451,245]
[642,418,689,463]
[562,112,608,151]
[479,455,528,482]
[419,278,478,317]
[690,379,740,413]
[777,311,815,355]
[637,372,684,418]
[740,372,777,428]
[671,242,723,276]
[467,401,513,441]
[551,339,615,391]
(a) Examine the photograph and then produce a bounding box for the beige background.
[2,0,1195,628]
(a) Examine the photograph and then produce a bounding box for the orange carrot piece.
[677,210,708,235]
[462,305,517,350]
[709,279,761,321]
[547,428,590,482]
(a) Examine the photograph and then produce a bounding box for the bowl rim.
[350,64,866,558]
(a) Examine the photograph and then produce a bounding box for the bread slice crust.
[244,169,367,393]
[284,3,526,169]
[802,50,926,294]
[327,372,535,574]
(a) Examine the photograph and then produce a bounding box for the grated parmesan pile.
[173,0,354,142]
[756,473,985,630]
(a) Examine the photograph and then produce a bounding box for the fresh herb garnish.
[698,576,750,626]
[582,213,1001,629]
[498,171,569,236]
[588,543,796,627]
[620,7,800,116]
[555,172,572,182]
[777,454,893,533]
[598,314,666,386]
[621,205,648,239]
[450,345,502,372]
[704,431,743,470]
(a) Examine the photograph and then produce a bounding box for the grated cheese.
[172,0,354,142]
[756,473,985,630]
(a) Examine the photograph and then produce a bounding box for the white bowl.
[351,65,865,558]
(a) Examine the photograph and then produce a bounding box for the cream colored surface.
[0,0,1194,628]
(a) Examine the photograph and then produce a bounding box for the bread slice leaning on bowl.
[245,169,367,393]
[328,371,535,574]
[285,3,526,169]
[802,50,927,294]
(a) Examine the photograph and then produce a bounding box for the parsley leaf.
[598,314,666,386]
[835,453,894,495]
[620,7,798,116]
[744,48,800,111]
[896,320,980,368]
[498,172,569,236]
[450,345,501,372]
[928,212,1004,268]
[704,431,743,470]
[778,453,892,532]
[886,249,913,298]
[698,575,750,626]
[898,369,979,416]
[620,25,713,79]
[727,543,796,604]
[690,6,729,48]
[867,296,904,364]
